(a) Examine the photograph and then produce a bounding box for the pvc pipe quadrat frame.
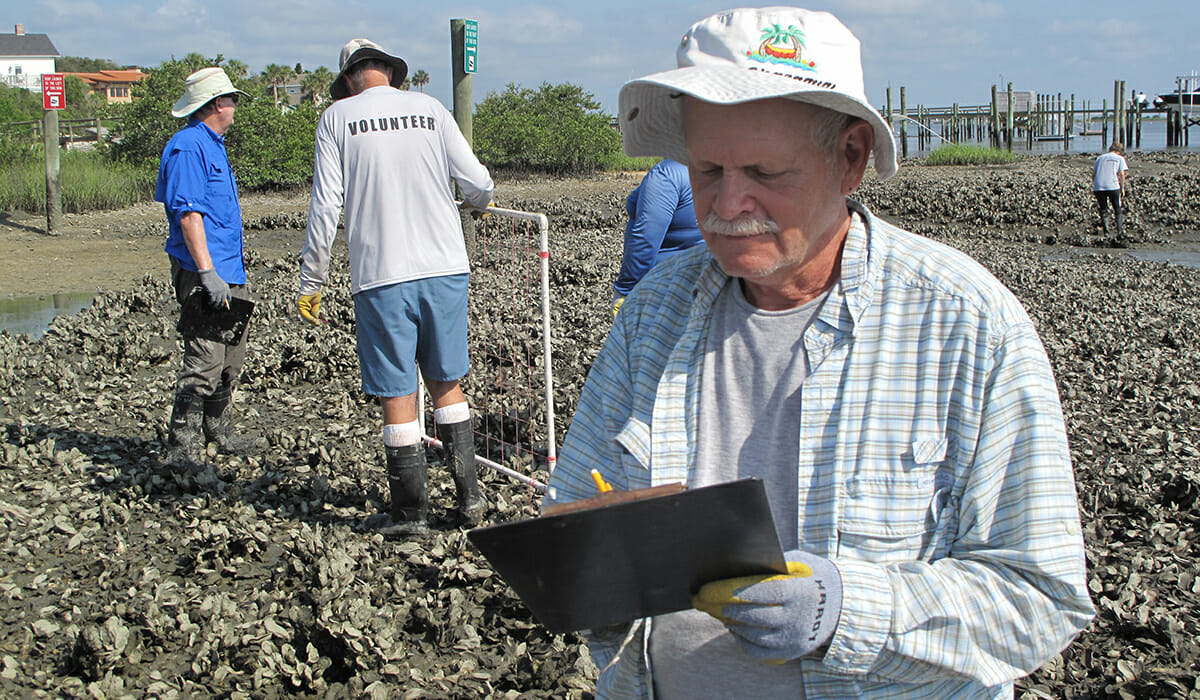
[419,204,555,492]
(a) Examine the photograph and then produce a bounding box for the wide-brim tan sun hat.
[171,67,249,119]
[619,7,898,180]
[330,38,408,101]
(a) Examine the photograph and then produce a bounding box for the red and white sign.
[42,73,65,110]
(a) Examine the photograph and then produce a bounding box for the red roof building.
[63,69,146,104]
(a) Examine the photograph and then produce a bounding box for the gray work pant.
[170,257,250,398]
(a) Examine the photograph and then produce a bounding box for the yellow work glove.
[460,199,493,220]
[298,291,323,326]
[693,551,842,663]
[612,296,625,317]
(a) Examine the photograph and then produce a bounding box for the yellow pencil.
[590,469,613,493]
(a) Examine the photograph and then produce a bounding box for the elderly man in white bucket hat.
[155,66,255,464]
[543,7,1093,698]
[298,39,493,536]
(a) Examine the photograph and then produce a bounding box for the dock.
[882,78,1194,155]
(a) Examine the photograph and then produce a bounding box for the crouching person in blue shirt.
[155,67,254,464]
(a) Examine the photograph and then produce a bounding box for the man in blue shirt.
[154,67,251,464]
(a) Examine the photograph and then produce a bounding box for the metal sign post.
[42,73,65,234]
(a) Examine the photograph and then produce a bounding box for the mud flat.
[1,153,1199,697]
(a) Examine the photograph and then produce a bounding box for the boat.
[1153,90,1200,110]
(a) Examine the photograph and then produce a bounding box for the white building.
[0,24,60,92]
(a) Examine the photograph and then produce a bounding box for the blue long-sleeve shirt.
[613,159,704,297]
[155,119,246,284]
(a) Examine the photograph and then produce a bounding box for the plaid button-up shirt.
[544,201,1094,699]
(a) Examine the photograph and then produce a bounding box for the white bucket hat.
[171,67,249,118]
[619,7,897,180]
[330,38,408,100]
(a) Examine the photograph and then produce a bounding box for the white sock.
[382,420,423,447]
[434,402,471,425]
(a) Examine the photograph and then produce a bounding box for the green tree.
[410,70,429,92]
[112,57,217,167]
[301,67,334,106]
[473,82,620,174]
[0,83,42,122]
[56,56,123,73]
[63,75,104,119]
[263,63,292,107]
[225,59,249,79]
[112,56,320,190]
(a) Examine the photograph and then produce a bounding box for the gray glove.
[198,268,231,309]
[693,550,842,662]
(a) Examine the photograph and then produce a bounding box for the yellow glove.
[298,291,323,326]
[612,296,625,317]
[460,199,493,220]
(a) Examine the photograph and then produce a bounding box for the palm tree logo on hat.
[749,24,816,70]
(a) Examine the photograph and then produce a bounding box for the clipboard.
[177,290,254,346]
[467,478,786,633]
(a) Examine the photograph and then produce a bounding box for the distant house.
[0,24,59,92]
[63,69,147,104]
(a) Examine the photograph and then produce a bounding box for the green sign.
[464,19,478,74]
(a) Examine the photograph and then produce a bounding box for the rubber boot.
[440,420,487,526]
[202,385,255,453]
[365,444,429,536]
[165,391,203,464]
[1115,206,1124,239]
[1098,207,1109,234]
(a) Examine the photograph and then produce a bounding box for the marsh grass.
[600,154,662,172]
[924,144,1018,166]
[0,149,157,214]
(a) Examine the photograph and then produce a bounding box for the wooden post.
[450,18,476,249]
[990,85,999,148]
[899,87,908,159]
[43,109,62,234]
[951,103,959,143]
[1026,94,1034,149]
[1113,80,1123,146]
[1101,98,1108,147]
[885,87,893,155]
[1006,82,1014,151]
[450,19,473,145]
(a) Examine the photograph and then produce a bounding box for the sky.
[14,0,1200,115]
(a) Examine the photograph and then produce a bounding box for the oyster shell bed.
[2,152,1200,698]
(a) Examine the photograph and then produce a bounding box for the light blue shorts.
[353,274,469,397]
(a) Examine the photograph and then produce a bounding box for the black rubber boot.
[1099,207,1109,234]
[440,419,487,526]
[165,391,203,464]
[365,444,429,536]
[202,385,255,453]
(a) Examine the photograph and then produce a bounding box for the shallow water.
[0,292,95,339]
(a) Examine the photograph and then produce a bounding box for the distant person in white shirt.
[297,38,495,536]
[1093,141,1129,237]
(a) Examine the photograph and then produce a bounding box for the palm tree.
[225,60,249,79]
[302,66,335,106]
[758,24,805,60]
[410,69,430,92]
[263,63,291,107]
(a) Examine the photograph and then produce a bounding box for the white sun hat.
[171,67,249,118]
[619,6,897,180]
[330,38,408,100]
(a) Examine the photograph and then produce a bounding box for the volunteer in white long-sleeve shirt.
[297,38,494,536]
